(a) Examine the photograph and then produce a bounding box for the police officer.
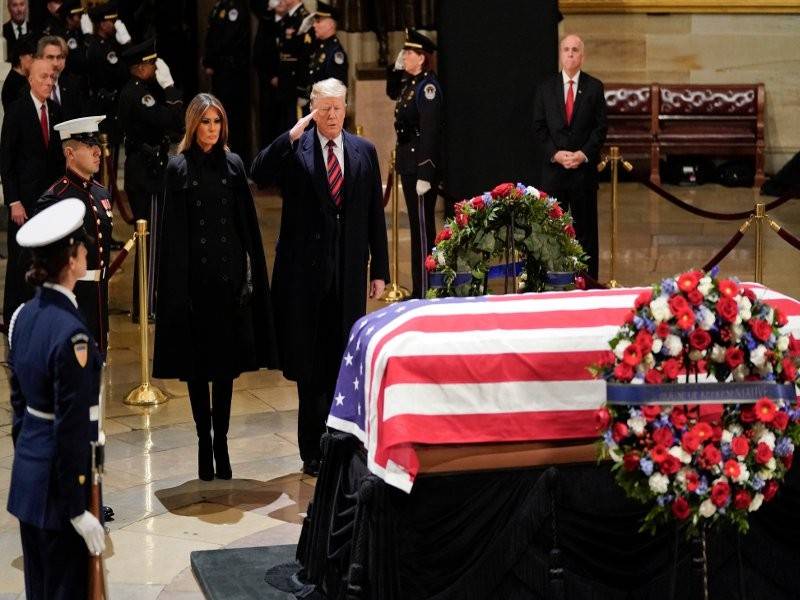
[202,0,250,161]
[276,0,314,132]
[57,0,90,82]
[118,38,183,321]
[386,29,442,298]
[301,1,347,103]
[35,116,113,357]
[252,0,285,147]
[7,199,106,600]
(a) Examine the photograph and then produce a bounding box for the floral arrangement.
[592,268,800,535]
[425,182,587,297]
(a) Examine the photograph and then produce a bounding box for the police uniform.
[386,29,442,298]
[7,200,104,600]
[118,39,184,319]
[202,0,250,160]
[276,1,313,132]
[301,2,347,103]
[58,0,90,82]
[35,116,114,357]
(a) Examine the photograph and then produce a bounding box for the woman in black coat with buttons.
[153,93,278,480]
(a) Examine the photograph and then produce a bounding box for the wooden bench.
[603,83,765,187]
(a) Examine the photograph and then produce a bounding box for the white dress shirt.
[562,70,581,103]
[317,130,344,176]
[30,91,47,126]
[13,20,28,38]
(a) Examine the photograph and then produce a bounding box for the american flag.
[327,285,800,492]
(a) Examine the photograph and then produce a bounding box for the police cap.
[403,28,437,54]
[121,38,157,67]
[315,1,340,21]
[88,1,118,23]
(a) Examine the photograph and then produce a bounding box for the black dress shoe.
[102,505,115,522]
[302,459,320,477]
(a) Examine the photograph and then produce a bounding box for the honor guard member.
[202,0,250,160]
[276,0,314,132]
[7,199,106,600]
[301,2,347,103]
[252,0,285,146]
[35,116,113,357]
[58,0,90,82]
[118,38,183,321]
[386,28,442,298]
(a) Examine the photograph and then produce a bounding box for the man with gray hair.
[251,77,389,476]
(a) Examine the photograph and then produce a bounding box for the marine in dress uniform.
[117,38,184,320]
[386,28,442,298]
[35,116,114,357]
[276,0,314,133]
[301,2,347,103]
[7,200,106,600]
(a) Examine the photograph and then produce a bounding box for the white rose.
[739,308,752,321]
[748,493,764,512]
[737,295,751,311]
[644,353,656,369]
[729,424,743,436]
[750,345,768,368]
[759,468,774,480]
[766,457,777,471]
[734,464,749,484]
[699,309,716,330]
[652,339,663,354]
[710,344,726,363]
[628,416,646,435]
[526,185,540,198]
[437,252,445,266]
[614,340,631,360]
[669,445,692,464]
[698,277,713,296]
[650,296,672,323]
[609,447,622,462]
[721,430,733,444]
[664,334,683,357]
[758,430,776,449]
[733,364,748,382]
[648,473,670,494]
[777,336,790,352]
[699,499,717,518]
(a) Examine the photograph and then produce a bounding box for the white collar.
[43,282,79,308]
[30,91,47,113]
[287,2,302,16]
[562,70,581,86]
[317,130,343,150]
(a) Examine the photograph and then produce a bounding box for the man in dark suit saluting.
[533,34,607,279]
[251,77,389,476]
[1,57,65,326]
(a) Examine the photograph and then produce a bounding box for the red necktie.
[40,103,49,148]
[565,80,575,125]
[326,140,342,207]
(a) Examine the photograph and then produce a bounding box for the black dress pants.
[549,187,599,279]
[187,378,234,478]
[400,174,438,299]
[19,521,88,600]
[3,216,30,325]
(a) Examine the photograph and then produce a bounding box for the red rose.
[725,347,744,369]
[652,427,674,447]
[612,422,630,442]
[773,410,789,431]
[755,442,773,464]
[455,212,469,228]
[623,344,642,366]
[490,182,514,198]
[539,191,548,199]
[642,405,662,421]
[783,453,794,469]
[733,489,752,510]
[689,329,712,351]
[595,407,611,431]
[681,430,701,453]
[660,454,681,475]
[635,290,653,310]
[719,328,732,343]
[425,255,437,272]
[743,287,757,302]
[740,405,756,423]
[614,362,634,382]
[685,470,700,492]
[663,359,682,380]
[711,424,723,442]
[435,227,452,243]
[718,278,739,298]
[763,480,779,502]
[731,436,749,456]
[651,445,668,463]
[687,289,704,306]
[470,196,485,210]
[692,422,713,441]
[677,271,700,292]
[645,369,664,384]
[548,204,564,219]
[749,319,772,343]
[717,297,739,323]
[671,496,691,520]
[623,452,641,472]
[575,276,586,290]
[781,358,798,383]
[636,330,653,354]
[711,481,731,508]
[564,224,576,238]
[755,397,777,423]
[668,295,690,315]
[701,444,722,467]
[656,323,671,339]
[790,335,800,357]
[454,200,467,214]
[723,459,741,479]
[624,310,635,325]
[671,407,688,428]
[676,310,696,330]
[774,309,788,327]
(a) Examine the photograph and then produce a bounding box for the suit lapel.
[554,73,567,129]
[26,94,46,152]
[342,131,360,209]
[570,74,587,124]
[300,129,331,206]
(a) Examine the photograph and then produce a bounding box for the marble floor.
[0,179,799,598]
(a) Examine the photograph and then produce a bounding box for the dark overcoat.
[250,127,390,382]
[152,149,279,380]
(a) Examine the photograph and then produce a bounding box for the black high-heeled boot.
[188,380,214,481]
[212,378,233,479]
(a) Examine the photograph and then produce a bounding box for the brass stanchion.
[356,124,364,136]
[381,150,411,302]
[754,202,765,283]
[597,146,633,288]
[124,219,169,406]
[98,133,111,190]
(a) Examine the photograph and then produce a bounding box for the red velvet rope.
[772,223,800,253]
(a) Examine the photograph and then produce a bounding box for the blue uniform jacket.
[7,286,101,530]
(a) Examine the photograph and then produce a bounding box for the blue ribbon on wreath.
[428,261,525,289]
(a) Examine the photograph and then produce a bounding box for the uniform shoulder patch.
[218,9,226,19]
[424,83,437,101]
[141,94,156,107]
[71,333,90,368]
[67,37,78,50]
[334,51,345,65]
[106,51,118,65]
[228,8,238,21]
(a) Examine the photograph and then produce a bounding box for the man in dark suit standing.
[251,78,389,476]
[0,58,65,326]
[37,35,86,120]
[3,0,30,62]
[533,34,607,279]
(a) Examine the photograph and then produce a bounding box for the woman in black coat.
[153,93,278,480]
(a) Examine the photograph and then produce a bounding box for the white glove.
[394,50,404,71]
[80,13,93,34]
[416,179,431,196]
[70,510,106,556]
[297,97,309,108]
[154,58,175,89]
[298,13,314,34]
[268,0,280,8]
[114,19,131,45]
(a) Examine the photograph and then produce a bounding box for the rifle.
[99,133,135,224]
[88,368,109,600]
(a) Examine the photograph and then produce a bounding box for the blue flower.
[764,373,776,382]
[721,443,732,459]
[710,265,721,278]
[640,458,654,476]
[752,475,765,491]
[655,414,671,428]
[516,182,526,193]
[775,437,794,457]
[482,192,493,205]
[744,332,757,351]
[629,407,642,419]
[603,429,615,447]
[661,278,677,296]
[697,477,709,495]
[656,494,674,506]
